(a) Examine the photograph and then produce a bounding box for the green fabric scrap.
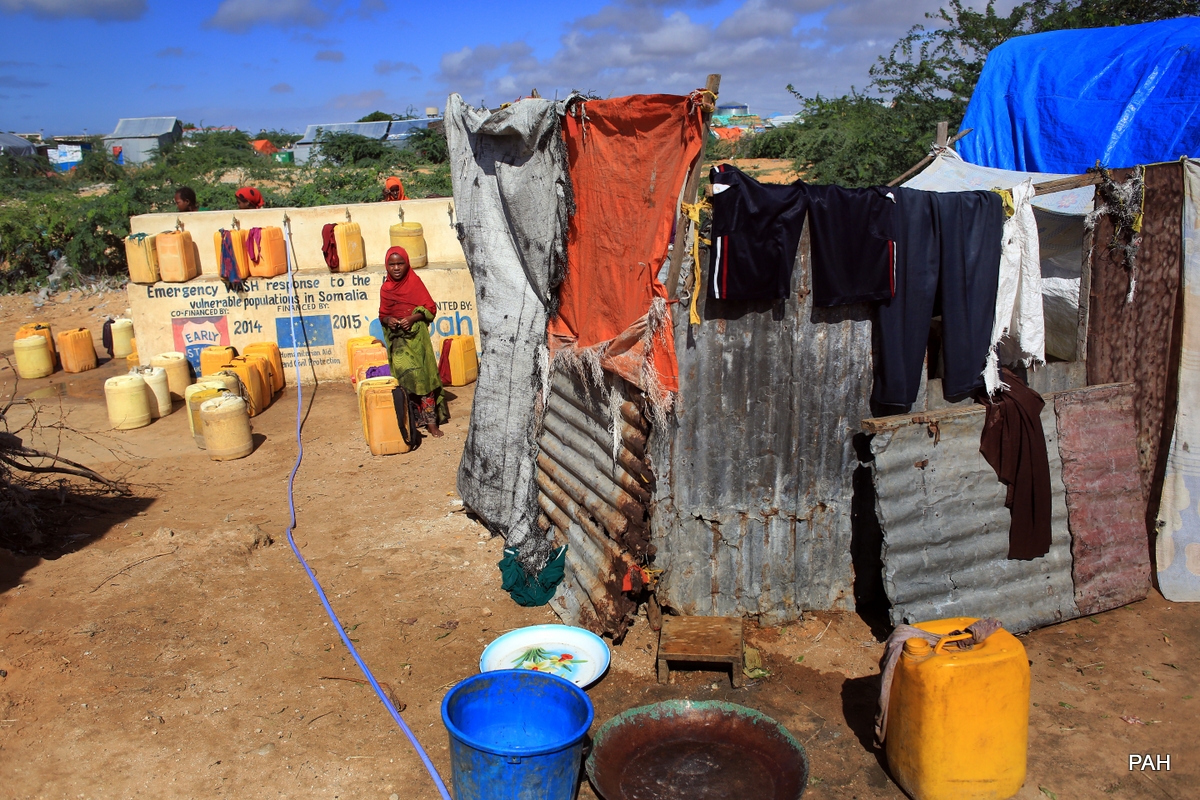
[499,545,567,607]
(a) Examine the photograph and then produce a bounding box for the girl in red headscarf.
[379,245,448,436]
[235,187,264,209]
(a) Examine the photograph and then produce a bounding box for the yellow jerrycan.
[389,222,428,267]
[440,334,478,386]
[14,335,54,379]
[243,342,284,394]
[57,328,98,373]
[357,375,398,440]
[150,352,194,401]
[200,345,237,377]
[223,356,269,417]
[362,383,411,455]
[200,394,254,461]
[104,374,153,430]
[885,617,1029,800]
[16,322,56,363]
[186,386,227,448]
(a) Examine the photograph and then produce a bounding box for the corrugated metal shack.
[293,121,392,164]
[103,117,183,165]
[546,162,1163,638]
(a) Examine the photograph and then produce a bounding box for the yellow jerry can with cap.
[224,356,270,417]
[357,376,398,440]
[104,374,152,430]
[200,394,254,461]
[14,335,54,379]
[333,222,365,272]
[362,384,411,455]
[125,233,159,284]
[57,328,97,373]
[186,386,226,449]
[885,617,1030,800]
[156,231,199,283]
[16,322,56,362]
[150,352,193,400]
[200,345,237,377]
[389,222,428,267]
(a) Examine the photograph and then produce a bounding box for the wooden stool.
[657,615,744,688]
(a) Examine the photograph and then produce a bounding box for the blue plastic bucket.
[441,670,594,800]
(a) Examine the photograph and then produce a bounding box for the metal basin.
[585,700,808,800]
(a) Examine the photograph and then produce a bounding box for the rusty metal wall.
[1087,163,1184,515]
[1054,383,1152,615]
[868,403,1079,633]
[542,369,654,640]
[651,230,875,623]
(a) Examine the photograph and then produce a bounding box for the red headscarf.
[236,187,264,208]
[379,246,436,319]
[384,176,407,200]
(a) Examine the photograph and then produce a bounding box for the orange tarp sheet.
[251,139,279,155]
[713,126,743,141]
[549,94,705,398]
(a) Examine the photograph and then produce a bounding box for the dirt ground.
[1,287,1197,800]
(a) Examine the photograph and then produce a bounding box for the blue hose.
[280,219,453,800]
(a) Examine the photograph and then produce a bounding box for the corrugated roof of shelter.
[297,121,391,144]
[108,117,180,138]
[904,147,1094,215]
[385,118,436,139]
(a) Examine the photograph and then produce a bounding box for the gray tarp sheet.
[446,94,571,569]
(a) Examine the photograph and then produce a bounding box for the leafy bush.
[741,125,806,160]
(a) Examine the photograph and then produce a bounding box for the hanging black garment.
[707,163,807,302]
[979,368,1053,561]
[804,184,897,308]
[873,188,1004,411]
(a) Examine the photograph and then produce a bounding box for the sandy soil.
[1,288,1196,799]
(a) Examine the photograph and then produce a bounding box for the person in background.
[378,245,448,437]
[175,186,199,212]
[235,187,265,209]
[383,176,407,202]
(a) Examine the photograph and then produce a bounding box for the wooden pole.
[886,127,973,187]
[665,73,721,301]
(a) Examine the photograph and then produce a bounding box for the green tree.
[357,110,397,122]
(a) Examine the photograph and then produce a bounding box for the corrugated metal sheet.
[1054,383,1152,615]
[543,369,653,640]
[1087,162,1184,509]
[103,137,169,165]
[109,117,180,138]
[386,119,436,142]
[652,229,875,623]
[297,121,392,145]
[868,403,1079,633]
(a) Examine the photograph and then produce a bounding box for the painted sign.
[129,266,478,383]
[172,315,230,375]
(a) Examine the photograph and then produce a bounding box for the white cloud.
[432,0,1017,116]
[330,89,386,109]
[207,0,327,32]
[0,0,145,20]
[206,0,388,32]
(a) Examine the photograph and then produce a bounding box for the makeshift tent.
[445,95,571,573]
[959,18,1200,172]
[0,132,36,157]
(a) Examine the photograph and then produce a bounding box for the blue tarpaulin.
[959,18,1200,173]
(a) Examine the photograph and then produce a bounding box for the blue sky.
[0,0,1011,137]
